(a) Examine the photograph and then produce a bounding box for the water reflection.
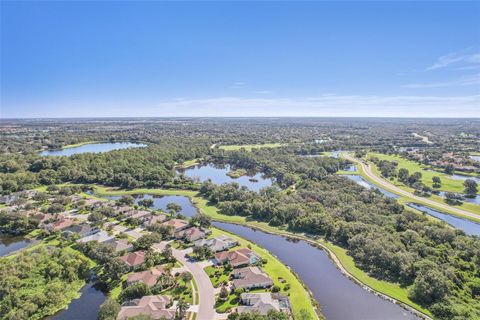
[40,142,146,156]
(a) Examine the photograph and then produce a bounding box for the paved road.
[172,248,216,320]
[344,154,480,221]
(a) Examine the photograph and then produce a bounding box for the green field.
[347,156,480,221]
[368,152,479,194]
[92,185,430,318]
[218,143,286,151]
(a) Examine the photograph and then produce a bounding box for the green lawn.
[209,228,319,319]
[218,143,287,151]
[368,152,478,194]
[204,265,230,288]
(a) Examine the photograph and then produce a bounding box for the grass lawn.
[350,156,480,220]
[367,152,478,194]
[177,158,202,169]
[204,265,230,288]
[209,228,319,319]
[218,143,287,151]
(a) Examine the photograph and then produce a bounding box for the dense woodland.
[1,118,480,319]
[0,247,91,320]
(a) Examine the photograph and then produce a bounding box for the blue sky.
[1,1,479,118]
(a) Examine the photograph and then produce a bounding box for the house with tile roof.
[194,234,238,252]
[76,230,114,243]
[232,266,273,290]
[117,295,174,320]
[174,226,206,242]
[238,293,290,315]
[126,265,166,287]
[161,218,189,233]
[214,248,260,268]
[119,250,146,269]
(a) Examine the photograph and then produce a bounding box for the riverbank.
[344,153,480,223]
[91,185,432,319]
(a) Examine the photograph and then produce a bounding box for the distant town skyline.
[1,1,479,118]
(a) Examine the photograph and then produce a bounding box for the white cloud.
[427,50,480,71]
[147,95,480,117]
[230,81,246,89]
[403,73,480,88]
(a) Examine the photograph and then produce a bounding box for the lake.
[98,194,198,218]
[48,282,107,320]
[406,203,480,236]
[178,163,274,192]
[437,191,480,205]
[449,173,480,184]
[0,233,31,256]
[40,142,147,156]
[213,222,418,320]
[471,155,480,162]
[342,174,400,198]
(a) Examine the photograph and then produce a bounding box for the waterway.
[213,222,419,320]
[40,142,146,156]
[178,163,274,192]
[0,233,31,256]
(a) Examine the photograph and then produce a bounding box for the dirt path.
[344,154,480,221]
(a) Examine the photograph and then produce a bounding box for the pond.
[341,174,400,199]
[449,173,480,184]
[98,194,198,218]
[47,282,107,320]
[437,191,480,205]
[470,155,480,162]
[213,222,418,320]
[344,165,357,172]
[40,142,147,156]
[0,233,32,257]
[406,203,480,237]
[178,163,274,192]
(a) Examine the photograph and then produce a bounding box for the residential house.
[62,223,99,238]
[174,227,206,242]
[161,219,189,233]
[232,266,273,290]
[45,218,75,232]
[142,214,168,228]
[104,238,134,253]
[238,293,290,315]
[214,248,260,268]
[120,251,146,269]
[126,266,166,287]
[117,295,174,320]
[194,235,238,252]
[76,230,114,243]
[124,209,151,220]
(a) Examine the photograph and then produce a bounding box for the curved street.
[344,154,480,221]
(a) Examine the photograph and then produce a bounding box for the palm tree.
[176,298,190,319]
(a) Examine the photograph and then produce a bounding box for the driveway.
[172,248,216,320]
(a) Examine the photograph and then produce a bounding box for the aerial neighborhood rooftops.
[63,223,99,238]
[214,248,261,268]
[194,235,238,252]
[45,218,75,232]
[119,250,146,268]
[174,226,206,242]
[117,295,174,320]
[142,214,168,227]
[104,238,134,253]
[232,266,273,290]
[161,219,189,232]
[238,293,290,315]
[126,266,166,287]
[76,230,114,243]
